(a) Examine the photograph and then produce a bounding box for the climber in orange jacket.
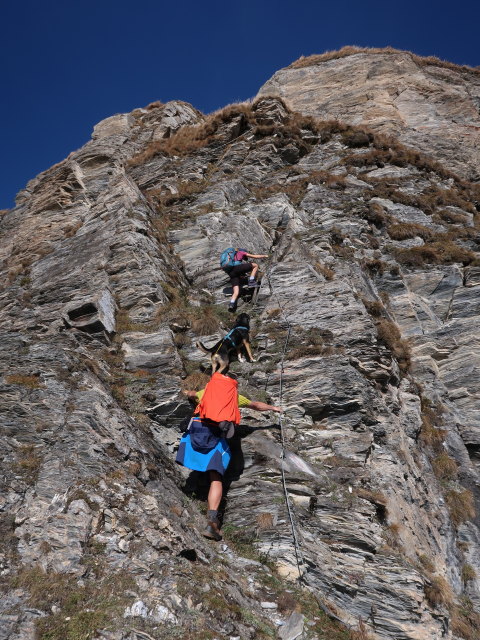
[176,373,281,540]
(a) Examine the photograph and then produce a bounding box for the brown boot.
[203,517,222,541]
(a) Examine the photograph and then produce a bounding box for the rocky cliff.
[2,47,480,640]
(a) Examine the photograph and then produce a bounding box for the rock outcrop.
[258,47,480,181]
[2,49,480,640]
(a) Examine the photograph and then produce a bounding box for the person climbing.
[176,373,281,541]
[220,248,269,312]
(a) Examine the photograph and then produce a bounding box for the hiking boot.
[247,279,260,288]
[203,522,222,542]
[228,301,237,313]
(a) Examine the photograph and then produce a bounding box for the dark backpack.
[220,247,246,272]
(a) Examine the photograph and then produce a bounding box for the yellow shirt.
[196,389,251,408]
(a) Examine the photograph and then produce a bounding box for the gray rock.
[278,611,305,640]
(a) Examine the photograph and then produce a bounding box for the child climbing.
[176,373,281,541]
[220,247,269,312]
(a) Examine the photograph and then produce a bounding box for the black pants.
[228,263,253,288]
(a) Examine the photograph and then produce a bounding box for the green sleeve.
[238,394,251,408]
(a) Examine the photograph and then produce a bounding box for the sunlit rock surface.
[2,51,480,639]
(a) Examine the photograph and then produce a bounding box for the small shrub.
[145,100,164,110]
[445,489,476,526]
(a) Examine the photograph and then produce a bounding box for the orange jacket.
[195,372,241,424]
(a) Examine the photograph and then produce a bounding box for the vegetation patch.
[431,452,458,481]
[288,45,480,76]
[375,318,411,372]
[5,374,43,388]
[418,397,445,450]
[451,598,480,640]
[14,444,43,484]
[424,575,454,608]
[12,566,135,640]
[392,240,476,267]
[387,222,435,242]
[445,488,476,526]
[461,564,477,585]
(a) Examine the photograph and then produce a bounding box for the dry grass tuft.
[363,201,388,226]
[145,100,164,110]
[392,240,476,267]
[253,169,346,206]
[451,602,480,640]
[128,102,253,165]
[445,488,476,526]
[462,564,477,584]
[375,318,411,372]
[451,593,480,639]
[181,372,210,392]
[288,46,480,76]
[5,374,43,389]
[256,513,274,530]
[419,398,446,450]
[315,261,335,280]
[418,554,435,573]
[433,209,471,225]
[387,222,435,242]
[14,445,42,483]
[362,258,388,275]
[146,178,208,211]
[361,298,385,318]
[424,575,454,608]
[431,452,458,481]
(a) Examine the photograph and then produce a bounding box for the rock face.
[258,48,480,181]
[2,51,480,640]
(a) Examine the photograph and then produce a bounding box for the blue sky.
[1,0,479,208]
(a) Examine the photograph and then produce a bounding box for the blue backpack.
[220,247,246,272]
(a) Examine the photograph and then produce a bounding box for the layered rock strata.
[1,51,480,640]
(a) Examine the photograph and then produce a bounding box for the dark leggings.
[228,263,253,288]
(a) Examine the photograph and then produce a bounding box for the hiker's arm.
[247,401,282,413]
[245,253,269,259]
